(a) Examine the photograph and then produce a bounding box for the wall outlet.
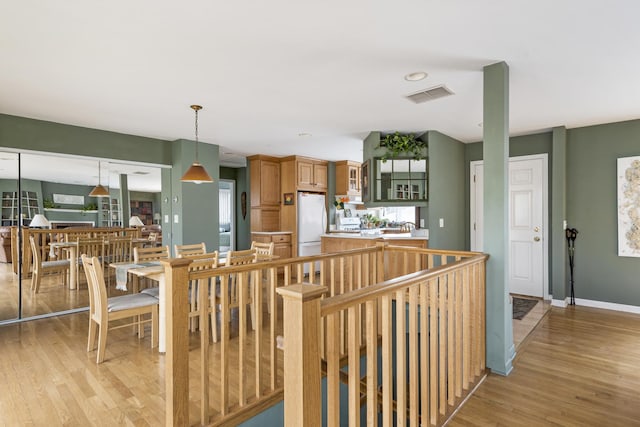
[439,218,444,228]
[420,219,425,228]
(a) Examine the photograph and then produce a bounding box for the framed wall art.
[617,155,640,257]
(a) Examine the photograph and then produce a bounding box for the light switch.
[174,214,179,224]
[164,214,169,224]
[439,218,444,228]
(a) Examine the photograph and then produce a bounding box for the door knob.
[533,236,541,242]
[533,226,540,232]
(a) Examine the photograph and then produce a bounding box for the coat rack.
[566,228,579,305]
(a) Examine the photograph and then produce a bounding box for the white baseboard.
[551,298,568,308]
[551,296,640,314]
[574,298,640,314]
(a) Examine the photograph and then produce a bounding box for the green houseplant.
[378,132,427,161]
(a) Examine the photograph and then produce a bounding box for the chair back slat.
[108,236,133,263]
[134,245,170,263]
[175,242,207,258]
[251,241,274,257]
[226,248,258,266]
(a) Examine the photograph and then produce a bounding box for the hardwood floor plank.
[450,306,640,426]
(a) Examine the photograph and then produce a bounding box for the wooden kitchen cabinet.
[335,160,361,196]
[294,157,328,191]
[251,232,292,260]
[248,155,281,231]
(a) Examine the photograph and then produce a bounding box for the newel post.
[277,284,328,427]
[161,258,193,427]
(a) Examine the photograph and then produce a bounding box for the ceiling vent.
[406,85,454,104]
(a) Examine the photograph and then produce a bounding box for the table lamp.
[129,216,144,227]
[30,214,51,229]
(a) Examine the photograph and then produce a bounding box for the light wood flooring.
[2,267,637,426]
[450,306,640,426]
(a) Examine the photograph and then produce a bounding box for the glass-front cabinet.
[374,158,428,202]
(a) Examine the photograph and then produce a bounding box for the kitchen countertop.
[322,231,428,240]
[251,231,292,235]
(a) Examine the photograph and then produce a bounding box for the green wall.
[426,131,466,250]
[0,114,172,165]
[464,120,640,307]
[41,181,100,224]
[567,119,640,305]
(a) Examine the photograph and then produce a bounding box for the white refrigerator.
[297,192,327,259]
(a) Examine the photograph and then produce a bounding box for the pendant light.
[89,160,109,197]
[181,104,213,183]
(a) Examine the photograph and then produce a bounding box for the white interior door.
[470,155,548,298]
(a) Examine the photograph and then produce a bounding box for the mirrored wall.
[0,151,162,323]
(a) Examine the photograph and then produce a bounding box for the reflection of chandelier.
[89,161,109,197]
[181,105,213,184]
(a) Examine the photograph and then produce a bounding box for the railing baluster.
[381,293,393,427]
[366,299,378,427]
[396,288,406,426]
[348,304,361,427]
[408,285,419,425]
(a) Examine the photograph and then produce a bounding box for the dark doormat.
[512,297,538,320]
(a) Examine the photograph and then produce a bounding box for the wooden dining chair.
[250,241,275,258]
[29,235,70,293]
[212,248,259,342]
[76,237,106,286]
[174,242,207,258]
[105,236,132,287]
[186,253,219,336]
[251,241,276,312]
[82,254,158,364]
[135,245,170,297]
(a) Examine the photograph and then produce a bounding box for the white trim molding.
[574,298,640,314]
[551,298,568,308]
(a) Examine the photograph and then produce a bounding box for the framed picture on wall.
[617,155,640,257]
[283,193,294,205]
[361,159,370,202]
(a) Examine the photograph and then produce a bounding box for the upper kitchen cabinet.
[281,156,328,192]
[249,155,281,206]
[335,160,361,196]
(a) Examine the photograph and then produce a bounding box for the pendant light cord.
[191,104,202,163]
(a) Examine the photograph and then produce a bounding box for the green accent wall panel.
[0,114,172,165]
[567,119,640,305]
[426,131,465,250]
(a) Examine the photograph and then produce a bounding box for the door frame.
[470,154,550,300]
[219,179,235,254]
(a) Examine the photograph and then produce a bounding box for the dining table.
[110,261,168,351]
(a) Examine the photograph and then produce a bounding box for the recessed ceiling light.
[298,132,312,138]
[404,71,428,82]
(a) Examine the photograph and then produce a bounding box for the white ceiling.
[2,1,640,179]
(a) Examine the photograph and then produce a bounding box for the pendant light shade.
[89,161,110,197]
[181,104,213,184]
